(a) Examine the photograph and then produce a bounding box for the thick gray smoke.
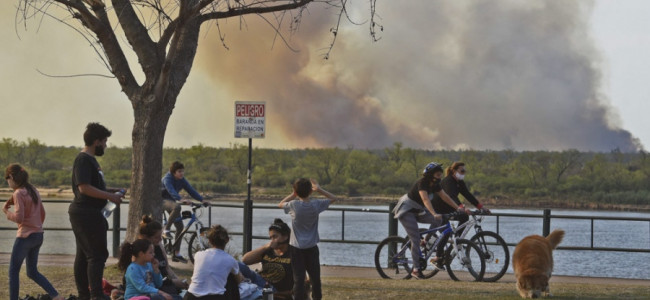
[193,0,642,151]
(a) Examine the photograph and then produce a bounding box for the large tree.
[18,0,378,240]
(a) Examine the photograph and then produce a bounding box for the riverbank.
[3,187,650,212]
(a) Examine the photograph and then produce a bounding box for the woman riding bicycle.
[432,161,490,228]
[392,162,466,279]
[430,161,489,271]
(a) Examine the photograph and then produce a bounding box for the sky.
[0,0,648,152]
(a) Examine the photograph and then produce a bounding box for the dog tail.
[546,229,565,249]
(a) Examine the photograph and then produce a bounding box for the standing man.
[161,161,209,263]
[69,122,125,300]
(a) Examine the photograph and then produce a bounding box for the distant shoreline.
[3,187,648,213]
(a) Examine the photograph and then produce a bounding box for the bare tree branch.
[36,68,115,78]
[111,0,159,79]
[199,0,314,23]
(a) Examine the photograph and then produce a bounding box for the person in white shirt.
[185,225,242,300]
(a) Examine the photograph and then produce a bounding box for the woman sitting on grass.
[185,225,242,300]
[240,218,295,300]
[117,239,180,300]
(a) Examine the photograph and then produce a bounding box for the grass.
[1,264,648,300]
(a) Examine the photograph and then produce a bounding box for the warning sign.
[235,101,266,138]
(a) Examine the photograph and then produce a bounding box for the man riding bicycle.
[161,161,210,263]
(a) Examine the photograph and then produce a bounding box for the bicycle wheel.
[470,231,509,282]
[374,236,411,279]
[163,237,173,257]
[445,238,485,282]
[187,232,203,264]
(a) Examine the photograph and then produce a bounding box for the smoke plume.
[193,0,642,151]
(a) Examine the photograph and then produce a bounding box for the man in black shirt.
[69,123,124,300]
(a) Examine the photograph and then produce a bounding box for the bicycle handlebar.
[440,209,490,222]
[189,201,211,210]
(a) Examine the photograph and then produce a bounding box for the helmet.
[422,162,443,176]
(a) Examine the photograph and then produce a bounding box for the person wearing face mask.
[392,162,465,279]
[69,122,126,300]
[428,161,488,271]
[240,219,294,300]
[432,161,489,227]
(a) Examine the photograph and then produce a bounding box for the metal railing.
[1,200,649,257]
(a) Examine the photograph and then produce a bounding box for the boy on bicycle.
[161,161,210,263]
[278,178,338,300]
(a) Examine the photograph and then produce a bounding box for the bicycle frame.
[455,213,484,240]
[392,221,461,267]
[163,205,208,252]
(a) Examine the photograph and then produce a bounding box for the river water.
[1,201,649,280]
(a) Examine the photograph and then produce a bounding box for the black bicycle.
[374,212,486,281]
[162,202,210,264]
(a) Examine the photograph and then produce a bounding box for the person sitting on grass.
[138,215,189,296]
[117,239,180,300]
[185,225,242,300]
[240,218,295,300]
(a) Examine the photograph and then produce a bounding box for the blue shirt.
[124,262,163,299]
[161,172,203,201]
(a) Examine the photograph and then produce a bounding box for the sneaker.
[162,230,172,239]
[431,257,445,271]
[411,269,425,280]
[172,255,188,263]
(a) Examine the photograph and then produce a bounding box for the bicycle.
[374,212,486,281]
[162,201,211,264]
[454,209,510,282]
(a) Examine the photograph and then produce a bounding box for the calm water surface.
[1,200,648,279]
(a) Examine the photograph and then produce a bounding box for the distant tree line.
[1,138,649,206]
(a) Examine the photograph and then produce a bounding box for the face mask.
[455,172,465,180]
[95,145,105,157]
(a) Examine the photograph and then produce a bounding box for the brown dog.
[512,229,565,298]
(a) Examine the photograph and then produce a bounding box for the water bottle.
[102,189,125,218]
[262,282,273,300]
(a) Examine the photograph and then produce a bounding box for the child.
[117,239,178,300]
[3,164,65,300]
[278,178,338,300]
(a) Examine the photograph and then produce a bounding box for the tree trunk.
[125,98,174,241]
[124,17,201,241]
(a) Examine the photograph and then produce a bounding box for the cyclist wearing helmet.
[392,162,466,279]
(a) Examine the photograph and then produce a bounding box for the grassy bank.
[1,265,648,299]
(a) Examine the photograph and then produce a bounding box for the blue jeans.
[9,232,59,300]
[238,262,267,289]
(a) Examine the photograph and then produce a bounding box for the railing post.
[543,208,551,237]
[591,218,594,249]
[209,205,212,227]
[388,202,398,237]
[112,204,121,258]
[341,210,345,241]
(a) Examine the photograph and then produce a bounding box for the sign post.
[235,101,265,253]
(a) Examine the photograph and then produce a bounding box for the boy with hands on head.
[278,178,338,300]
